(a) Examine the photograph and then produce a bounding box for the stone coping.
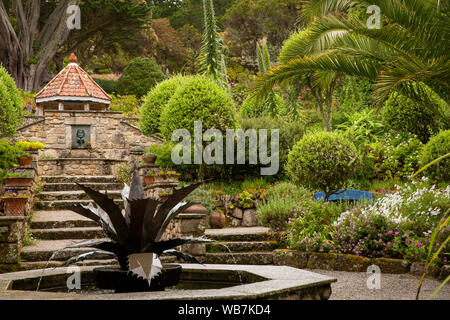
[44,110,123,115]
[0,216,27,222]
[39,158,127,162]
[0,264,336,300]
[176,213,207,220]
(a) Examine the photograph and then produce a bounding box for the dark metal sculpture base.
[94,264,182,293]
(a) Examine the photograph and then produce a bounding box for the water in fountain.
[35,248,66,291]
[216,243,243,285]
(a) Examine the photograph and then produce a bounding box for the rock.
[337,254,371,272]
[242,209,258,227]
[0,243,20,264]
[439,265,450,280]
[230,218,241,227]
[230,208,243,219]
[183,204,208,214]
[371,257,410,274]
[273,249,309,269]
[307,252,338,270]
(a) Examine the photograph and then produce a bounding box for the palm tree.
[255,0,449,124]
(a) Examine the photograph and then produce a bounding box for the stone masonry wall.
[0,217,27,271]
[15,110,162,165]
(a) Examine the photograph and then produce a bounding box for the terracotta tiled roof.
[35,53,112,104]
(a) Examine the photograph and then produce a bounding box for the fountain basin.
[0,264,336,300]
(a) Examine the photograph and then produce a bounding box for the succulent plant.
[64,168,212,285]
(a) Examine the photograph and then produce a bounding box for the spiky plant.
[63,169,212,284]
[198,0,228,87]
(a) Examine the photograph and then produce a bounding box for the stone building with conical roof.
[15,54,161,176]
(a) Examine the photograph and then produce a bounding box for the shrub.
[0,141,19,181]
[382,88,445,143]
[110,94,140,117]
[240,92,286,118]
[94,78,118,94]
[419,130,450,182]
[368,132,423,179]
[147,143,176,170]
[256,182,309,231]
[115,57,165,98]
[0,66,22,137]
[239,116,305,176]
[160,75,236,139]
[139,75,190,136]
[15,141,45,151]
[286,131,360,200]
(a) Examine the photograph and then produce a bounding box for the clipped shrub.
[382,88,446,143]
[419,130,450,182]
[0,141,20,181]
[140,75,190,136]
[286,131,360,200]
[0,66,22,137]
[160,75,236,139]
[115,57,165,98]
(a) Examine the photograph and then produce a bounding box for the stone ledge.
[39,158,127,162]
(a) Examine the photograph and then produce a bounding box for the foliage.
[15,141,45,151]
[286,131,360,200]
[140,75,191,136]
[368,132,423,180]
[147,143,177,170]
[160,75,236,140]
[109,94,140,117]
[336,77,373,121]
[115,164,132,186]
[94,79,118,94]
[4,168,30,178]
[256,0,450,127]
[382,88,446,143]
[256,182,309,231]
[0,141,19,181]
[198,0,227,85]
[115,57,165,98]
[0,66,23,137]
[240,92,286,118]
[239,116,305,176]
[419,130,450,182]
[336,108,384,145]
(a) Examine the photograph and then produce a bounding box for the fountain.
[0,169,337,299]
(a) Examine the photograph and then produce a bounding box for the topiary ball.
[419,130,450,182]
[160,75,236,140]
[139,75,191,136]
[115,57,165,98]
[286,131,360,199]
[382,89,445,143]
[0,66,22,137]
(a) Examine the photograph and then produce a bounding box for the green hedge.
[420,130,450,182]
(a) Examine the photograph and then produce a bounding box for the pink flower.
[405,239,410,243]
[388,230,393,235]
[417,242,423,247]
[395,232,399,236]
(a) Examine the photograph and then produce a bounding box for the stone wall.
[0,216,27,271]
[38,158,127,176]
[15,111,162,176]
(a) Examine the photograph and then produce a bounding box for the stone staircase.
[37,175,124,210]
[20,175,174,270]
[201,227,281,265]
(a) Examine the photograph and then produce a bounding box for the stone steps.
[200,252,274,265]
[41,175,118,184]
[205,231,278,242]
[31,227,105,240]
[31,210,97,229]
[20,259,120,270]
[38,199,124,210]
[206,241,278,253]
[40,190,122,202]
[43,182,123,192]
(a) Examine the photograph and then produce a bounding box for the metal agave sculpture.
[63,168,212,285]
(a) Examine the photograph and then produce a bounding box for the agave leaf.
[127,198,148,249]
[64,239,106,249]
[129,168,144,201]
[64,251,117,266]
[121,184,131,225]
[150,181,204,242]
[155,202,195,241]
[143,236,214,255]
[141,198,162,247]
[163,249,201,264]
[76,183,128,243]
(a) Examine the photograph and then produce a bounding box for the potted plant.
[158,192,171,202]
[1,190,28,216]
[144,169,156,186]
[4,168,33,187]
[15,141,45,152]
[209,209,226,229]
[142,152,157,165]
[65,170,212,292]
[17,151,33,166]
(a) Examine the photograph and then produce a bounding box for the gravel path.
[307,269,450,300]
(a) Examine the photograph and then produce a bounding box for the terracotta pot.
[4,177,33,187]
[1,197,28,216]
[142,155,157,165]
[160,194,169,202]
[209,212,226,229]
[144,175,155,186]
[17,156,33,166]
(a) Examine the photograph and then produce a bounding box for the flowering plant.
[4,168,30,178]
[2,190,28,198]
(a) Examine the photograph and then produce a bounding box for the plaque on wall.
[71,125,90,149]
